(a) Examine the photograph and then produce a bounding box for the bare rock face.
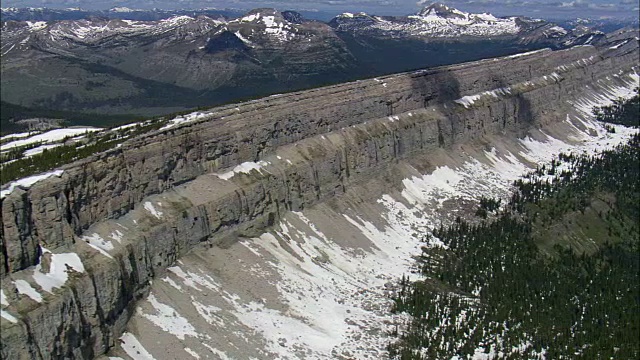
[0,29,638,359]
[38,252,51,273]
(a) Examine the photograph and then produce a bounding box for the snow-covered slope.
[105,70,639,360]
[329,2,594,44]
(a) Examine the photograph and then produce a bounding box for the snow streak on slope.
[1,289,18,324]
[0,127,101,150]
[112,72,638,359]
[0,170,64,199]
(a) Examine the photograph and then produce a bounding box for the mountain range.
[0,3,615,119]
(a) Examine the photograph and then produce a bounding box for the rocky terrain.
[0,6,245,22]
[1,4,607,117]
[329,2,590,44]
[0,7,357,116]
[0,24,638,358]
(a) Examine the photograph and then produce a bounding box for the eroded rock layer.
[0,28,638,359]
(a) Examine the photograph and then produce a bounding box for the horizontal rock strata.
[1,32,638,359]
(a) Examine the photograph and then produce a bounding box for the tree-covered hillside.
[388,96,640,359]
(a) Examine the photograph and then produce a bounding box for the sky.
[2,0,639,19]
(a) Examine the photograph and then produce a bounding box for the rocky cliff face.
[0,29,638,359]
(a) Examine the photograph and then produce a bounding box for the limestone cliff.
[0,28,638,359]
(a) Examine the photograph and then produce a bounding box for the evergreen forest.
[388,95,640,359]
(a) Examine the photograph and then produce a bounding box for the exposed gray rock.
[0,32,638,359]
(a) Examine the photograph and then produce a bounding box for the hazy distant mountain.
[0,3,608,117]
[1,8,357,115]
[329,2,599,46]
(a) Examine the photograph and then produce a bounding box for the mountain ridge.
[1,4,609,119]
[0,36,637,358]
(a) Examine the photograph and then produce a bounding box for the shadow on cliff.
[410,69,462,108]
[491,73,536,134]
[410,68,536,146]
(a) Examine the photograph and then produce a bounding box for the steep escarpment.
[1,44,632,276]
[0,31,638,359]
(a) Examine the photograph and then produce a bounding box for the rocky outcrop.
[0,30,638,359]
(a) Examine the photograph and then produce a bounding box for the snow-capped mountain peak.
[417,3,468,19]
[109,7,138,13]
[231,9,300,42]
[330,4,521,38]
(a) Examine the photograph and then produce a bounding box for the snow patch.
[167,266,220,292]
[81,233,114,258]
[505,48,548,59]
[110,229,124,243]
[160,112,209,130]
[26,21,47,31]
[0,290,8,306]
[234,31,252,45]
[0,127,101,150]
[1,170,64,199]
[184,348,200,359]
[120,332,156,360]
[139,293,201,340]
[1,310,17,323]
[215,161,270,180]
[13,279,43,302]
[454,87,511,108]
[143,202,163,219]
[32,247,85,293]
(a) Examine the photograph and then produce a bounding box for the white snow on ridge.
[26,21,47,31]
[544,25,568,37]
[0,131,34,142]
[505,48,549,59]
[110,7,136,12]
[160,112,209,130]
[184,348,200,359]
[0,127,102,150]
[234,31,252,45]
[454,86,511,108]
[0,170,64,199]
[160,15,194,27]
[609,39,631,49]
[215,160,270,180]
[401,8,519,37]
[239,13,260,22]
[261,15,296,41]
